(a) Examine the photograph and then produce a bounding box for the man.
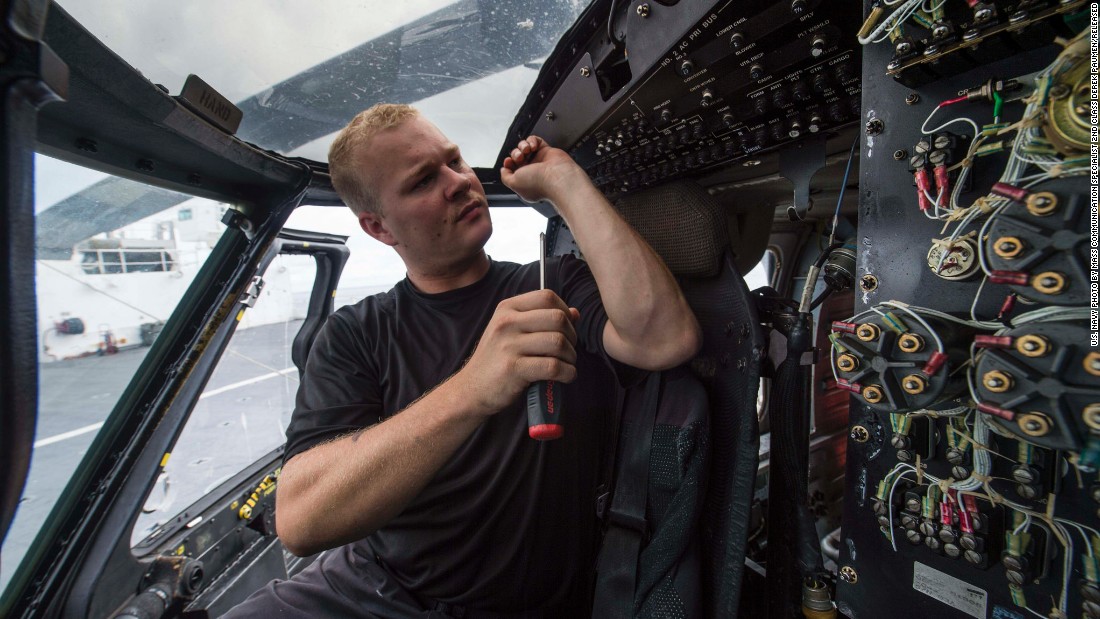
[226,104,700,617]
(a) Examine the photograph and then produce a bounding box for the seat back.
[613,181,765,618]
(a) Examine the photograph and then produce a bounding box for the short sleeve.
[554,254,647,388]
[283,308,383,463]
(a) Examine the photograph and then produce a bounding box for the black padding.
[680,252,764,619]
[613,181,729,279]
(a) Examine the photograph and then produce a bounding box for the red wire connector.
[914,168,933,212]
[959,495,977,533]
[997,293,1017,322]
[990,182,1029,203]
[940,490,956,526]
[989,270,1029,286]
[977,401,1015,421]
[974,335,1013,349]
[921,351,948,377]
[933,164,950,209]
[958,506,973,533]
[836,379,863,393]
[832,321,858,334]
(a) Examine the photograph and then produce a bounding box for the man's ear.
[358,211,398,246]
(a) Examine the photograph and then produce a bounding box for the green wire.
[992,91,1003,121]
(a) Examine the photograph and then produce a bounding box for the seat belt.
[592,372,660,619]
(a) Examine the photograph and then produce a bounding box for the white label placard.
[912,561,988,619]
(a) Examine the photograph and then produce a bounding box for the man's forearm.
[276,374,484,556]
[546,168,701,370]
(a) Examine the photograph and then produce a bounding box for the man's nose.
[443,166,472,201]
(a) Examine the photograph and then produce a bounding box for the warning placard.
[912,562,988,619]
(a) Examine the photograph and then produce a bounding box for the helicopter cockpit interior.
[1,0,1094,617]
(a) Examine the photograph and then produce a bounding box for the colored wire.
[828,138,859,247]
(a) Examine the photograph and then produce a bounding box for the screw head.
[839,566,858,584]
[545,111,555,121]
[636,2,650,17]
[893,149,908,161]
[866,118,884,136]
[1050,84,1071,99]
[580,66,591,78]
[860,274,878,292]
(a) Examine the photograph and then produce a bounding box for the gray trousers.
[220,543,560,619]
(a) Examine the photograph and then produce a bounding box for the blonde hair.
[328,103,419,215]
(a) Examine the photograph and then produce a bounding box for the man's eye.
[414,176,432,190]
[450,158,463,168]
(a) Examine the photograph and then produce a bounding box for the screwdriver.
[527,232,564,440]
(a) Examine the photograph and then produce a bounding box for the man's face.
[356,115,492,274]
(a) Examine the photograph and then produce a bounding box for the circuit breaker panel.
[836,1,1094,618]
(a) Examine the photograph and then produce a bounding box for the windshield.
[59,0,590,166]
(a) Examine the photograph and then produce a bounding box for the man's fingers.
[514,356,577,384]
[501,289,571,312]
[513,332,577,365]
[525,135,546,151]
[512,308,578,345]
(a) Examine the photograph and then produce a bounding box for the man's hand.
[455,289,581,413]
[500,135,584,204]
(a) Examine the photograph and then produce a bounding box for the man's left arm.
[501,136,702,371]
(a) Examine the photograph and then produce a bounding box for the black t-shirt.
[284,255,636,612]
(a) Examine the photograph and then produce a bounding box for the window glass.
[58,0,591,167]
[132,254,315,544]
[0,154,228,592]
[131,203,548,545]
[284,204,548,291]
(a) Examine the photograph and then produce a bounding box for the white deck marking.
[34,367,297,448]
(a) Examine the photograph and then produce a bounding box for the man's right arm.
[275,290,580,557]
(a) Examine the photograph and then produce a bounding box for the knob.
[836,62,856,84]
[828,102,845,122]
[700,89,715,107]
[810,35,827,57]
[792,80,811,102]
[808,113,824,132]
[772,89,789,108]
[771,124,785,142]
[753,96,769,115]
[791,0,808,14]
[659,108,673,124]
[754,127,769,147]
[849,97,861,117]
[749,63,765,80]
[721,112,736,130]
[730,32,746,49]
[788,118,803,138]
[680,59,695,77]
[812,72,830,93]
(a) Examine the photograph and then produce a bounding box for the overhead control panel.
[502,0,863,197]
